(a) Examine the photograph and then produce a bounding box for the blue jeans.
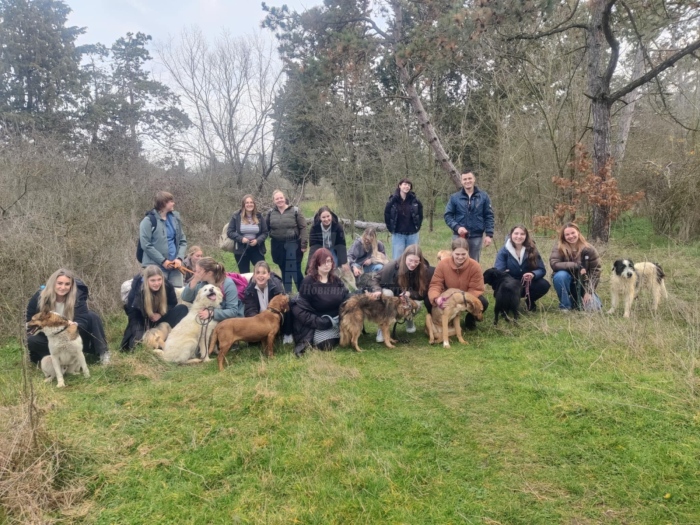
[354,263,384,274]
[552,271,602,311]
[391,232,419,260]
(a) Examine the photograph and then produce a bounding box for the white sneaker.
[283,334,294,345]
[405,319,416,333]
[376,329,384,343]
[100,351,111,365]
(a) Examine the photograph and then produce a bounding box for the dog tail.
[653,262,665,282]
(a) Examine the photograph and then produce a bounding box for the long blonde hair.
[239,194,259,224]
[142,265,168,317]
[557,222,588,261]
[362,227,379,253]
[39,268,78,320]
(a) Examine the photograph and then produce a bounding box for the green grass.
[3,217,700,523]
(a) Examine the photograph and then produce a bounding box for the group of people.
[25,173,604,368]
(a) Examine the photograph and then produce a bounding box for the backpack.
[219,222,235,252]
[136,211,158,263]
[225,272,249,300]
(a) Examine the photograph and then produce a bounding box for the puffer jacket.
[444,187,494,238]
[428,257,485,305]
[242,273,286,317]
[267,206,308,249]
[384,190,423,234]
[494,239,547,281]
[370,258,435,302]
[549,243,602,290]
[139,210,187,267]
[307,210,348,269]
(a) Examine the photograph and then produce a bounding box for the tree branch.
[506,22,589,41]
[601,0,620,89]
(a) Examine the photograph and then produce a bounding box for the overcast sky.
[66,0,317,47]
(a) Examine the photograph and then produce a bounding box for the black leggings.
[234,248,265,274]
[28,310,108,364]
[464,295,489,328]
[271,239,304,293]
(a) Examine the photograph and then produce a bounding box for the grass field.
[2,217,700,524]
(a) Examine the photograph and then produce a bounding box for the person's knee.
[552,271,570,285]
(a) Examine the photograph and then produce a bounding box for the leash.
[522,279,532,310]
[196,306,216,360]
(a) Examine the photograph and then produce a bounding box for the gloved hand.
[319,315,333,330]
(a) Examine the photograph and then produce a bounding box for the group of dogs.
[27,256,668,388]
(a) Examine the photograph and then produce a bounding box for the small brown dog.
[425,288,483,348]
[340,292,419,352]
[141,323,171,350]
[436,250,452,263]
[208,294,289,370]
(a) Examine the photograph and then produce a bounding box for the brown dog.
[425,288,483,348]
[436,250,452,262]
[208,294,289,370]
[340,292,419,352]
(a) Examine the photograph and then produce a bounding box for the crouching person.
[243,261,293,344]
[291,248,349,356]
[121,265,189,351]
[180,257,243,322]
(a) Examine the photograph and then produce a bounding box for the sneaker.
[100,351,111,365]
[559,308,571,314]
[283,334,294,345]
[405,319,416,333]
[376,329,384,343]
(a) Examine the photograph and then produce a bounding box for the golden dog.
[425,288,483,348]
[339,292,419,353]
[141,323,171,350]
[209,294,289,370]
[436,250,452,262]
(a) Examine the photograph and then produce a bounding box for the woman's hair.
[141,265,167,317]
[154,191,174,211]
[186,245,203,258]
[197,257,226,286]
[239,194,259,224]
[307,248,338,282]
[254,260,271,273]
[39,268,78,320]
[361,227,379,253]
[450,237,469,252]
[397,244,428,296]
[315,205,335,223]
[557,222,587,261]
[509,224,540,269]
[397,178,413,191]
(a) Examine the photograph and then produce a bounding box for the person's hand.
[341,263,350,272]
[249,239,257,246]
[580,268,587,276]
[242,237,249,244]
[483,236,493,247]
[436,296,448,309]
[363,259,372,266]
[149,313,162,323]
[352,266,361,277]
[365,291,381,300]
[172,259,182,269]
[163,260,174,269]
[198,309,212,320]
[583,293,592,306]
[301,247,307,253]
[69,321,78,326]
[522,273,534,283]
[457,227,468,237]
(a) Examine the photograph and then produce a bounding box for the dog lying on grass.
[483,268,522,325]
[140,323,171,350]
[608,259,668,317]
[209,294,289,370]
[425,288,483,348]
[26,311,89,388]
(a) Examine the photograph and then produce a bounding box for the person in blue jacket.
[180,257,243,322]
[444,170,494,262]
[494,225,550,311]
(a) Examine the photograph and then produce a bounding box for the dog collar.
[268,307,285,322]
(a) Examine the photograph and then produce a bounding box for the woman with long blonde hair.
[27,268,110,364]
[348,227,388,277]
[226,194,268,273]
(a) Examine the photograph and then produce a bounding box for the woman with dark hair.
[226,194,268,273]
[549,222,602,312]
[27,268,110,364]
[242,261,293,344]
[384,178,423,260]
[180,257,244,321]
[267,189,307,292]
[291,248,349,356]
[307,206,348,272]
[494,225,550,311]
[121,265,189,350]
[370,244,434,341]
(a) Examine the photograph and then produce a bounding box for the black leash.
[196,306,215,360]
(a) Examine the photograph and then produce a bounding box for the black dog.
[483,268,522,325]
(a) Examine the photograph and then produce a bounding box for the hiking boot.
[100,351,111,365]
[405,319,416,333]
[376,329,384,343]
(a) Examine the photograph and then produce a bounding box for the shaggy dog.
[27,311,89,388]
[608,259,668,317]
[141,323,171,350]
[336,265,357,292]
[483,268,522,325]
[209,294,290,370]
[340,292,419,352]
[156,284,223,364]
[425,288,484,348]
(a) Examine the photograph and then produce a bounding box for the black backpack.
[136,211,158,263]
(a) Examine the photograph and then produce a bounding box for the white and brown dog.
[608,259,668,317]
[27,311,90,388]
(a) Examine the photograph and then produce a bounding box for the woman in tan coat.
[428,237,488,329]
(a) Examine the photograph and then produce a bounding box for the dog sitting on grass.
[483,268,522,325]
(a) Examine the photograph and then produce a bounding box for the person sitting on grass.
[242,261,293,344]
[348,227,387,278]
[182,245,203,284]
[180,257,243,322]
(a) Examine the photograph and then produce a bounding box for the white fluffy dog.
[156,284,223,364]
[608,259,668,317]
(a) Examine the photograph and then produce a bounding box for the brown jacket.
[549,243,601,289]
[428,257,485,305]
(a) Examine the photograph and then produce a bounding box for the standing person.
[384,178,423,260]
[494,225,551,311]
[428,237,488,330]
[291,248,350,356]
[180,257,244,321]
[307,206,348,272]
[226,194,268,273]
[26,268,110,364]
[549,222,602,312]
[120,265,189,350]
[139,191,187,287]
[242,261,293,344]
[182,245,203,284]
[370,244,434,341]
[267,189,307,293]
[348,227,388,278]
[444,170,494,263]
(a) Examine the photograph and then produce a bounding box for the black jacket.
[120,274,178,350]
[370,258,434,308]
[384,190,423,234]
[307,210,348,270]
[242,273,286,317]
[226,211,268,256]
[26,279,91,331]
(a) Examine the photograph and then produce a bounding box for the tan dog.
[141,323,171,350]
[425,288,483,348]
[340,292,419,352]
[209,294,289,370]
[436,250,452,262]
[27,311,89,388]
